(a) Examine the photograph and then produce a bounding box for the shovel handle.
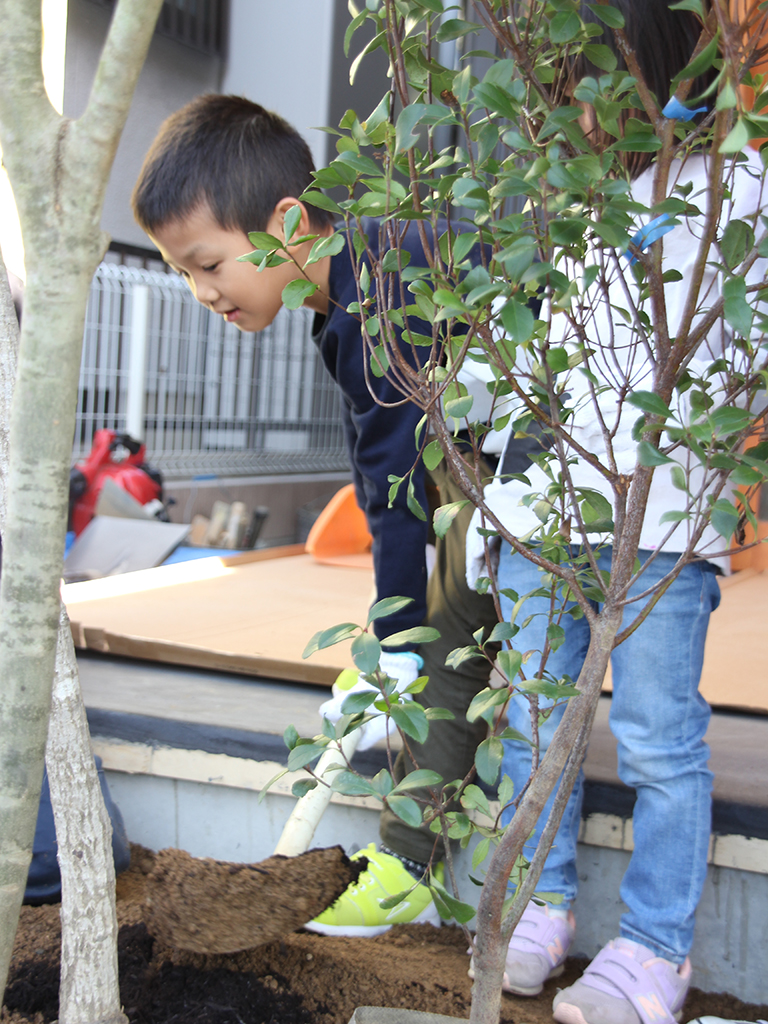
[273,730,361,856]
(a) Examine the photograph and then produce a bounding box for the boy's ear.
[269,197,314,244]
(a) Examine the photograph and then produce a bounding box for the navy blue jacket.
[312,219,437,644]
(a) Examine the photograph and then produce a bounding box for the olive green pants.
[378,457,500,864]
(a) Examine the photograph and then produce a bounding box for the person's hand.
[319,651,423,751]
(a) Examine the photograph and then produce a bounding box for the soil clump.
[3,844,768,1024]
[145,845,361,953]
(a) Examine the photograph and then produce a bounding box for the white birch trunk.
[47,606,127,1024]
[0,0,164,1006]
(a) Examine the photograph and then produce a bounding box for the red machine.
[69,430,164,536]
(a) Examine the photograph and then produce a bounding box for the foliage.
[259,2,768,1021]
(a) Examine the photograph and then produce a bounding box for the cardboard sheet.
[64,547,374,686]
[64,550,768,710]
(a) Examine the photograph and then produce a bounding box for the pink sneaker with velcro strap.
[468,901,575,996]
[553,937,691,1024]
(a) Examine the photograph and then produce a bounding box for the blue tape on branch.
[662,97,708,121]
[625,214,676,264]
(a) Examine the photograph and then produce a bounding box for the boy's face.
[150,203,302,333]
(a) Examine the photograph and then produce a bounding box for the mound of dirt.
[4,845,768,1024]
[145,845,362,954]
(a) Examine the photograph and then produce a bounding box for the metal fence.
[74,263,348,478]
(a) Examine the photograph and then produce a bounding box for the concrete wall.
[101,748,768,1005]
[64,0,224,249]
[220,0,335,170]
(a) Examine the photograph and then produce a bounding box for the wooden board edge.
[77,629,336,687]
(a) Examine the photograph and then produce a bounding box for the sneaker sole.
[502,961,564,997]
[468,959,564,998]
[303,903,442,938]
[553,1001,685,1024]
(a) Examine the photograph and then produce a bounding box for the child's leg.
[610,551,720,963]
[498,547,592,905]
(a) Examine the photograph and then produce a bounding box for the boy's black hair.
[132,94,334,236]
[574,0,716,177]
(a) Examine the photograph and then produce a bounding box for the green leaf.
[517,678,580,700]
[659,509,691,524]
[257,767,290,804]
[723,276,753,335]
[395,103,426,153]
[547,623,566,651]
[372,769,394,797]
[287,741,328,771]
[472,836,492,871]
[390,701,430,743]
[283,204,302,244]
[500,299,534,343]
[475,736,503,785]
[283,724,299,750]
[627,391,673,419]
[306,232,346,265]
[386,794,423,828]
[467,687,509,724]
[379,887,416,910]
[301,190,343,216]
[247,231,283,250]
[434,500,469,539]
[460,784,492,818]
[303,623,359,657]
[720,119,749,155]
[436,18,477,42]
[672,32,719,90]
[368,596,414,624]
[424,439,445,471]
[429,878,476,923]
[710,498,740,540]
[407,476,427,521]
[379,626,441,647]
[392,769,443,793]
[282,279,318,310]
[498,726,533,745]
[351,631,382,675]
[496,647,523,683]
[720,219,755,270]
[341,690,378,714]
[637,441,673,466]
[549,10,581,42]
[545,347,569,373]
[331,771,378,797]
[582,43,618,72]
[586,3,625,27]
[291,778,318,799]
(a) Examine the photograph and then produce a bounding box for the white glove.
[319,651,423,751]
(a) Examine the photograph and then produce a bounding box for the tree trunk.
[0,0,164,1005]
[469,609,623,1024]
[47,605,128,1024]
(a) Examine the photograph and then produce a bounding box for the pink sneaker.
[553,937,691,1024]
[469,902,575,997]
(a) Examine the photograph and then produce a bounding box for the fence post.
[126,283,149,441]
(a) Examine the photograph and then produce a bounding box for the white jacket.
[466,150,768,586]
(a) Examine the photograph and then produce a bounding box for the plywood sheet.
[64,550,768,710]
[64,547,375,686]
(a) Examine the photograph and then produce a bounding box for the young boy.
[132,93,499,933]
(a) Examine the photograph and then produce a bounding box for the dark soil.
[3,844,768,1024]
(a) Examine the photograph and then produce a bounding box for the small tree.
[258,2,768,1022]
[0,0,163,1013]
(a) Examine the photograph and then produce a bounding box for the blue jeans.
[498,547,720,962]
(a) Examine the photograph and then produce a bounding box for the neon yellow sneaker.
[304,844,443,937]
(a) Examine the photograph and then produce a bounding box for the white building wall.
[221,0,335,170]
[64,0,224,249]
